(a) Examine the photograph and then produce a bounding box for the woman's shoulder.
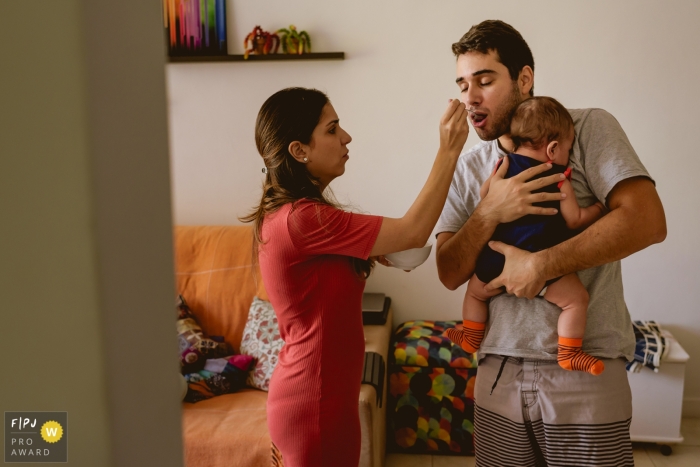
[261,202,293,232]
[290,198,321,210]
[262,199,337,233]
[289,198,339,217]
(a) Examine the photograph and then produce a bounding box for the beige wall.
[1,1,183,466]
[167,1,700,415]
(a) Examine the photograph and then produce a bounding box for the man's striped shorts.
[474,355,634,467]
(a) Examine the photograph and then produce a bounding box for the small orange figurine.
[243,26,279,59]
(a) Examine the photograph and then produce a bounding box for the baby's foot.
[558,337,605,375]
[444,320,485,353]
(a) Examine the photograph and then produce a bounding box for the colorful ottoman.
[387,320,477,456]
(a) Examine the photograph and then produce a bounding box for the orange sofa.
[175,225,392,467]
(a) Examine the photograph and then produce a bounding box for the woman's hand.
[369,99,467,258]
[371,255,392,267]
[439,99,469,155]
[370,255,412,272]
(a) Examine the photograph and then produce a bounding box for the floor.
[386,418,700,467]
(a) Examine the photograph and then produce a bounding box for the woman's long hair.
[240,87,373,279]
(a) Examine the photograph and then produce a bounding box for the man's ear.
[518,66,534,97]
[288,141,309,163]
[546,140,558,159]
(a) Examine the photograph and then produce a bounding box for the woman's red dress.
[259,199,382,467]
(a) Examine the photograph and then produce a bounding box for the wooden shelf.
[168,52,345,63]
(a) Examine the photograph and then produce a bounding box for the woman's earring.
[303,157,308,162]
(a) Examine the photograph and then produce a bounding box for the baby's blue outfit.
[475,153,571,284]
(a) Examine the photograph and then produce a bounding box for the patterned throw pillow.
[240,297,284,391]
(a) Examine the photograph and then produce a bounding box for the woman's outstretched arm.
[370,99,469,257]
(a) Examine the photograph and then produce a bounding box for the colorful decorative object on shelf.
[163,0,227,56]
[277,25,312,54]
[243,26,280,59]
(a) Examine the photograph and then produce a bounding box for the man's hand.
[438,159,574,291]
[478,158,565,225]
[480,177,666,298]
[484,241,546,299]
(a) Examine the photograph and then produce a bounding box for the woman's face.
[304,103,352,189]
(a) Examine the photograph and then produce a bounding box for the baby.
[446,96,606,375]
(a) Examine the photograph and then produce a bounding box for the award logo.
[5,412,68,463]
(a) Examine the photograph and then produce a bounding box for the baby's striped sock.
[557,337,605,375]
[444,320,485,353]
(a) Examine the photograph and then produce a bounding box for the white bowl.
[384,243,433,270]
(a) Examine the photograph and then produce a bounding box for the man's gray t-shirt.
[436,108,652,361]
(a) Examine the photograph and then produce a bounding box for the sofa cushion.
[240,297,284,391]
[183,389,271,467]
[174,226,269,352]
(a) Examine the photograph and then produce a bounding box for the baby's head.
[510,96,574,165]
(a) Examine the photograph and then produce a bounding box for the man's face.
[455,50,526,141]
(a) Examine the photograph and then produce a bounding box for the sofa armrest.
[359,307,393,467]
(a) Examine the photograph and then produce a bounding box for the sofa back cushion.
[174,225,268,352]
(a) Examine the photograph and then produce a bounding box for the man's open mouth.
[470,111,487,127]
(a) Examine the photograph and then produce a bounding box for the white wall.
[167,0,700,415]
[1,1,183,465]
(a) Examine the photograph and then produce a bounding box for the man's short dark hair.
[452,20,535,96]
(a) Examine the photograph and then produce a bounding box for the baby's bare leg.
[445,277,501,353]
[544,274,604,375]
[544,273,589,338]
[463,276,498,323]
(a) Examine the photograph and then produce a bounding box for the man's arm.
[436,210,498,290]
[436,158,566,290]
[485,176,666,298]
[434,167,501,291]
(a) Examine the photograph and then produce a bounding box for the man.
[435,20,666,466]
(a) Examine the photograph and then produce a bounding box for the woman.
[241,87,468,467]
